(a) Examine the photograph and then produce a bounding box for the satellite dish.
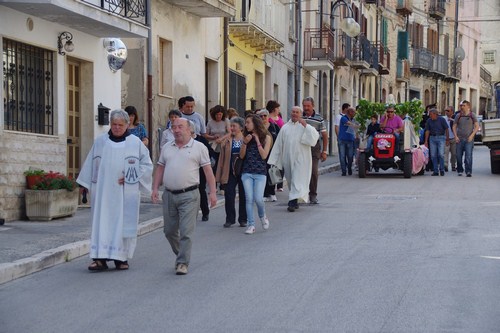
[341,18,361,38]
[103,38,128,72]
[454,47,465,62]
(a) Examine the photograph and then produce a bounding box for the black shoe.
[466,173,472,177]
[348,169,352,175]
[452,167,456,171]
[440,171,445,176]
[287,206,295,212]
[239,222,247,227]
[310,197,318,204]
[444,167,448,172]
[431,172,439,176]
[202,215,209,221]
[223,222,234,228]
[341,172,346,176]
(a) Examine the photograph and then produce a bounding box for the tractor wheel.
[358,152,367,178]
[403,152,412,178]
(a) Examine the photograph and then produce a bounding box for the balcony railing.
[481,66,492,83]
[351,35,373,69]
[396,59,410,82]
[396,0,413,16]
[447,60,462,81]
[429,0,446,20]
[303,28,335,70]
[333,32,353,66]
[432,54,448,76]
[82,0,147,25]
[378,44,390,75]
[411,47,433,73]
[161,0,235,17]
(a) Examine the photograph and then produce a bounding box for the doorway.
[66,60,81,181]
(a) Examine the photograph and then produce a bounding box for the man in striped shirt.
[302,97,328,204]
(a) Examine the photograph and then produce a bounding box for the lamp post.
[327,0,360,155]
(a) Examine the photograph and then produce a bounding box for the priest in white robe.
[268,106,319,212]
[77,109,153,271]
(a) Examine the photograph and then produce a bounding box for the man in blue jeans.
[452,100,479,177]
[338,107,356,176]
[424,108,449,176]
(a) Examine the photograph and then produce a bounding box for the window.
[159,38,173,96]
[3,39,54,134]
[483,51,496,64]
[288,2,296,40]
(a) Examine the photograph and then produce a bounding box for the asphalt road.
[1,145,499,333]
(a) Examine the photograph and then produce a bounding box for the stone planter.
[25,189,79,221]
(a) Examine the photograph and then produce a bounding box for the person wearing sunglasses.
[380,104,404,150]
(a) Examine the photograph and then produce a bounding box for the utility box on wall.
[97,103,110,125]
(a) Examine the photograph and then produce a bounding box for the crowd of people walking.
[78,96,479,276]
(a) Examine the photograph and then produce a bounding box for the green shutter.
[397,31,409,60]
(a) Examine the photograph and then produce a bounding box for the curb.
[0,162,339,285]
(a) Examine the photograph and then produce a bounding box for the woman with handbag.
[215,117,247,228]
[239,114,273,234]
[257,109,280,202]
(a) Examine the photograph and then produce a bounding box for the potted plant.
[25,171,79,221]
[24,169,46,189]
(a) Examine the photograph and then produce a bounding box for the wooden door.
[66,61,81,181]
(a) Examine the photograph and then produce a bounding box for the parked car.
[475,115,483,142]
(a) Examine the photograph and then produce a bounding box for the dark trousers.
[309,142,321,199]
[264,165,276,197]
[225,172,247,224]
[199,168,209,217]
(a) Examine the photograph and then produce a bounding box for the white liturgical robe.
[268,120,319,203]
[77,133,153,261]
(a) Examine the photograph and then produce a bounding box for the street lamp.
[328,0,361,155]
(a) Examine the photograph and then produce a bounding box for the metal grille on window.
[3,38,54,135]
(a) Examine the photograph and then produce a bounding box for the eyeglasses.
[259,115,268,118]
[387,111,394,113]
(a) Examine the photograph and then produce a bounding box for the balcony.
[396,59,410,82]
[303,28,335,71]
[333,32,353,66]
[0,0,148,37]
[445,60,461,82]
[378,44,390,75]
[229,17,283,54]
[351,35,372,70]
[359,42,379,76]
[396,0,413,16]
[429,0,446,20]
[431,53,448,77]
[162,0,235,17]
[410,47,433,75]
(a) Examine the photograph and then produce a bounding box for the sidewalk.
[0,156,339,284]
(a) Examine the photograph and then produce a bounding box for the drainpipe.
[223,18,229,108]
[146,0,153,157]
[295,0,302,106]
[453,0,459,108]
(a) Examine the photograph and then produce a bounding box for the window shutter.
[398,31,409,59]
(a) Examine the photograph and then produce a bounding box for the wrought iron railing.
[480,65,492,83]
[432,53,448,75]
[334,32,353,62]
[353,35,374,64]
[378,44,390,70]
[303,28,335,63]
[411,47,433,71]
[429,0,446,16]
[81,0,147,25]
[448,60,462,80]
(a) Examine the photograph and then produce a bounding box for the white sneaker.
[245,226,255,234]
[263,196,272,202]
[261,217,270,230]
[270,195,277,202]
